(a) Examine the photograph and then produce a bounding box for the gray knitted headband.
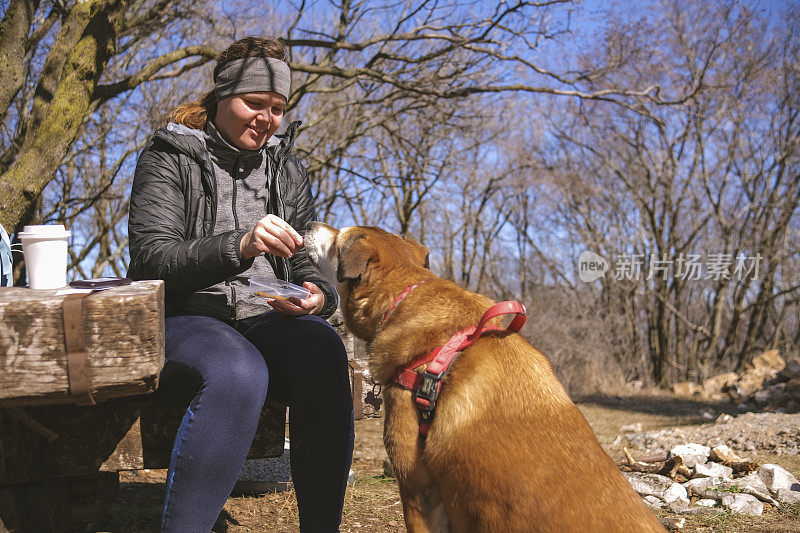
[214,57,291,100]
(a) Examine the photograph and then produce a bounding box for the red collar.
[392,299,527,436]
[381,281,426,326]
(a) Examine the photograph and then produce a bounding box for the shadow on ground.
[96,481,162,532]
[575,392,741,420]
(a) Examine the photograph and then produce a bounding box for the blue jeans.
[158,313,354,532]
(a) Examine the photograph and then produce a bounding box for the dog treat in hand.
[249,278,311,301]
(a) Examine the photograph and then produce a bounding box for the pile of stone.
[621,443,800,516]
[672,350,800,413]
[623,411,800,456]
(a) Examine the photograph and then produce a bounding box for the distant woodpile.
[672,350,800,414]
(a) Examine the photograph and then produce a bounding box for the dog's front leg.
[396,480,449,533]
[384,386,450,533]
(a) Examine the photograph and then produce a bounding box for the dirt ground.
[98,393,800,532]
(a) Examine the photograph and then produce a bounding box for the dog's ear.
[337,236,372,282]
[403,237,430,269]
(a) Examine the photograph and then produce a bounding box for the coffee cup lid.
[17,224,71,239]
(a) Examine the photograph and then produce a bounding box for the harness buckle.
[415,370,444,413]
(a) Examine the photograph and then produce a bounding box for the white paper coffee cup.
[18,224,71,289]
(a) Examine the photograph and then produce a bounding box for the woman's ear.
[337,237,372,282]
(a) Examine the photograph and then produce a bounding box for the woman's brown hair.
[169,37,288,129]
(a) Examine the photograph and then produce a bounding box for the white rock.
[758,464,800,493]
[663,483,689,504]
[668,498,692,512]
[714,413,732,423]
[709,444,744,464]
[775,488,800,506]
[643,495,666,509]
[721,493,764,516]
[721,475,776,505]
[620,422,643,433]
[669,443,711,468]
[683,474,777,505]
[693,462,733,480]
[735,473,771,495]
[624,472,687,503]
[695,498,717,508]
[684,477,722,494]
[624,472,671,497]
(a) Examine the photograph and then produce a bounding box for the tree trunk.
[0,0,129,230]
[0,0,40,114]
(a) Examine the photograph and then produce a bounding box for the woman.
[128,36,354,532]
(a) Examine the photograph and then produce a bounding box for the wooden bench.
[0,394,288,529]
[0,281,368,530]
[0,281,287,530]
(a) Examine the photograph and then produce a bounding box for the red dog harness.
[387,284,527,437]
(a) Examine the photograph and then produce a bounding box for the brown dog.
[305,223,665,533]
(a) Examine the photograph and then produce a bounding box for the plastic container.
[249,278,311,301]
[18,224,71,289]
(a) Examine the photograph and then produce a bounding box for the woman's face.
[214,92,286,150]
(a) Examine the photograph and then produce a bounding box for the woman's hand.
[266,282,325,316]
[240,214,303,259]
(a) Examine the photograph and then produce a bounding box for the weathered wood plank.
[0,400,141,485]
[0,396,286,485]
[101,398,287,471]
[0,281,165,406]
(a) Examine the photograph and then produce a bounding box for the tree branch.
[92,45,217,106]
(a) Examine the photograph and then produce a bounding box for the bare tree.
[0,0,218,234]
[2,0,671,282]
[9,0,791,396]
[499,0,800,386]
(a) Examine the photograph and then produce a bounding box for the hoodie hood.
[155,120,301,164]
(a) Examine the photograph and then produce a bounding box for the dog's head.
[304,223,430,337]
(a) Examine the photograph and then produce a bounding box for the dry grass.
[654,506,800,532]
[99,397,800,532]
[222,458,405,532]
[99,455,405,532]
